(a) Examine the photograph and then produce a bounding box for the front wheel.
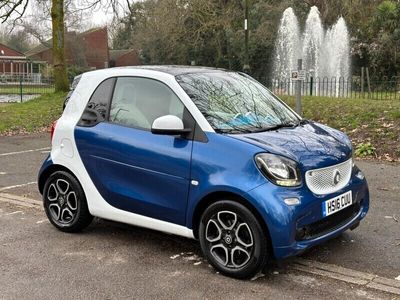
[43,171,93,232]
[199,200,269,279]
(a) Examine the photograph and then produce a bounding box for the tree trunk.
[51,0,69,92]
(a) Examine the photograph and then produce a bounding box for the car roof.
[111,65,230,76]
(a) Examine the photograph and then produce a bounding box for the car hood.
[230,122,352,170]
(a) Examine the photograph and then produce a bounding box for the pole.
[243,0,250,73]
[295,59,302,116]
[366,67,371,98]
[361,67,364,98]
[19,76,23,103]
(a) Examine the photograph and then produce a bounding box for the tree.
[0,29,32,52]
[51,0,69,91]
[0,0,69,91]
[0,0,120,91]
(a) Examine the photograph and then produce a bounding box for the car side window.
[78,77,116,126]
[109,77,185,130]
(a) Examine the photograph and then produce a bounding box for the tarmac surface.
[0,133,399,299]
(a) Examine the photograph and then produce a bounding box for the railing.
[258,76,400,100]
[0,76,55,103]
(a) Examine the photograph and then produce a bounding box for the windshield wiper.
[248,122,298,132]
[215,128,254,134]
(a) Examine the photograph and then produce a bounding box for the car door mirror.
[151,115,192,136]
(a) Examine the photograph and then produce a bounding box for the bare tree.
[0,0,121,92]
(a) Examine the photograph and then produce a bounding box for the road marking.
[36,219,49,224]
[0,147,50,157]
[292,258,400,295]
[0,192,42,209]
[0,172,6,175]
[0,182,37,192]
[5,211,23,216]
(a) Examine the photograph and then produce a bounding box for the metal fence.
[258,76,400,100]
[0,76,55,103]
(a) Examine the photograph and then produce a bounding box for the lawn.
[0,92,65,135]
[281,95,400,161]
[0,92,399,161]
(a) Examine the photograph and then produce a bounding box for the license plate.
[322,191,352,217]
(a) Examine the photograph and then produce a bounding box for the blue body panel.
[74,122,193,225]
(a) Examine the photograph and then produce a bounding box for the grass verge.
[0,92,65,135]
[281,96,400,161]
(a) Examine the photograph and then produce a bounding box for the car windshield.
[176,72,300,133]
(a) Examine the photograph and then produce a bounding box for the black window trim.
[78,75,208,143]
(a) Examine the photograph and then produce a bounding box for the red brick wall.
[81,28,109,69]
[115,50,141,67]
[32,49,53,64]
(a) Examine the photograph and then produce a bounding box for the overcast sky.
[26,0,128,26]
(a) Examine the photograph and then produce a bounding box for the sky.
[23,0,127,26]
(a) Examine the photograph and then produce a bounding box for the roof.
[114,65,229,76]
[25,42,51,57]
[109,49,135,61]
[25,27,106,57]
[0,42,25,57]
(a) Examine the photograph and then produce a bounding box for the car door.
[75,76,194,226]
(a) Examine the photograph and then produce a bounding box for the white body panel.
[51,68,204,239]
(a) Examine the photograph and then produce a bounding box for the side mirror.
[151,115,192,136]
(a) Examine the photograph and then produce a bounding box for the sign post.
[292,59,303,116]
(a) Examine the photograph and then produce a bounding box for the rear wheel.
[43,171,93,232]
[199,200,269,279]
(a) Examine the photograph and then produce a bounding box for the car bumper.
[245,169,369,259]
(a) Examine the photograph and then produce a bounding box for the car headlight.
[255,153,301,187]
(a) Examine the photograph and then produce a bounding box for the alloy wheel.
[205,210,254,269]
[46,178,78,225]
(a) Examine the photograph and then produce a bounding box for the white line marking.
[292,258,400,295]
[0,147,50,157]
[5,211,23,215]
[0,182,36,192]
[0,172,6,175]
[36,219,48,224]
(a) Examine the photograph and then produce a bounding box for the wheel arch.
[191,191,272,247]
[38,164,78,195]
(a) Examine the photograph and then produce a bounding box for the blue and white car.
[38,66,369,279]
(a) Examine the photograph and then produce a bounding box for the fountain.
[272,6,350,96]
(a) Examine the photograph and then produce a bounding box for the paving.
[0,94,40,103]
[0,133,399,299]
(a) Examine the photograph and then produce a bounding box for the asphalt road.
[0,133,399,299]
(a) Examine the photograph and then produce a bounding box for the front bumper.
[245,169,369,259]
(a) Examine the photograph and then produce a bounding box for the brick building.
[0,43,35,76]
[26,27,110,70]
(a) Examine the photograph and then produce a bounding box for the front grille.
[305,158,352,195]
[296,202,360,241]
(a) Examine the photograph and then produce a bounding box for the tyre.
[43,170,93,232]
[199,200,269,279]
